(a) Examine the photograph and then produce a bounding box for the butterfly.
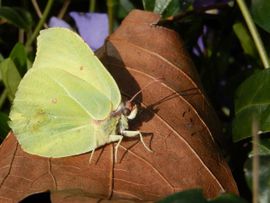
[9,28,151,162]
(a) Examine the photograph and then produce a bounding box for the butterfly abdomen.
[92,115,120,147]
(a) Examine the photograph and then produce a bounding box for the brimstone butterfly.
[9,28,150,161]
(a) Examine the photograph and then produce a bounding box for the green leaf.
[233,69,270,142]
[209,193,247,203]
[251,0,270,33]
[0,58,21,101]
[249,139,270,156]
[143,0,192,17]
[0,112,10,141]
[258,139,270,155]
[0,53,4,78]
[0,54,4,62]
[245,155,270,203]
[9,42,28,76]
[118,0,135,18]
[143,0,173,14]
[158,189,207,203]
[0,7,32,30]
[153,0,173,14]
[158,189,246,203]
[162,0,182,17]
[142,0,156,11]
[233,22,257,57]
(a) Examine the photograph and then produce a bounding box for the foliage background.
[1,0,270,202]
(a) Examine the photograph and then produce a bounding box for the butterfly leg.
[108,135,123,163]
[121,130,152,152]
[88,148,95,164]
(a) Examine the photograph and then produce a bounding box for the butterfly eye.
[123,108,131,117]
[127,105,138,120]
[122,101,138,119]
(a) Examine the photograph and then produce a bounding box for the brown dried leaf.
[99,10,223,146]
[0,10,238,203]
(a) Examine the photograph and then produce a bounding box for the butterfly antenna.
[129,78,162,103]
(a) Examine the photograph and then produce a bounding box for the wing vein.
[45,66,113,102]
[19,124,90,142]
[44,72,93,117]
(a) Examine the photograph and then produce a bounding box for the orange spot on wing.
[51,98,57,104]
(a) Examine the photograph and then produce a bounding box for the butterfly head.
[122,101,138,120]
[111,101,138,120]
[112,79,162,120]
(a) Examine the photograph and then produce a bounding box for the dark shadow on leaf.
[118,132,153,163]
[94,145,106,165]
[19,191,51,203]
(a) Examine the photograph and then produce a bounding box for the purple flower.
[69,12,108,51]
[192,26,207,56]
[48,12,109,51]
[48,17,71,29]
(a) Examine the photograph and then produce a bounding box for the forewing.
[33,28,121,112]
[9,68,111,157]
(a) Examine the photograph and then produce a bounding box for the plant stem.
[107,0,117,33]
[0,89,7,109]
[25,0,54,50]
[18,29,24,43]
[31,0,48,28]
[236,0,269,69]
[252,118,259,203]
[57,0,71,19]
[89,0,96,12]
